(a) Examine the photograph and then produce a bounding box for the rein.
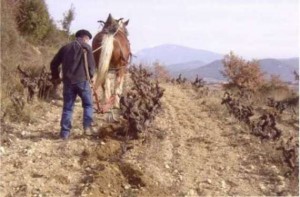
[92,45,103,53]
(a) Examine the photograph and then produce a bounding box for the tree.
[61,4,75,35]
[222,51,265,91]
[153,61,170,82]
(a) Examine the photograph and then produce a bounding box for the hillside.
[132,44,223,65]
[1,83,298,196]
[1,0,69,120]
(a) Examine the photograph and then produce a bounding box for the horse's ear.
[124,19,129,26]
[107,13,115,23]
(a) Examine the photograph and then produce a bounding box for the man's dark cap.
[75,29,92,39]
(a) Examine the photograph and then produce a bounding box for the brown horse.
[92,14,131,112]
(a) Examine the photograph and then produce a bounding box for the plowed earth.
[1,84,298,196]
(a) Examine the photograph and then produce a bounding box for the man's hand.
[51,78,62,86]
[90,77,95,84]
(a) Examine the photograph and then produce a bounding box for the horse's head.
[118,18,129,36]
[98,14,129,36]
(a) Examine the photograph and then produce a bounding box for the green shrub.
[42,23,69,48]
[16,0,51,44]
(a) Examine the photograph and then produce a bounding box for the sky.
[45,0,299,59]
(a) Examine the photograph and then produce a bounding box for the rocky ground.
[0,83,298,196]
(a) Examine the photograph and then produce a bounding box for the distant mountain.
[132,43,298,82]
[258,58,298,81]
[184,60,226,82]
[166,60,206,77]
[278,57,299,69]
[132,44,223,65]
[169,58,299,82]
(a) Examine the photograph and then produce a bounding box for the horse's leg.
[104,72,112,103]
[99,72,119,113]
[114,68,125,108]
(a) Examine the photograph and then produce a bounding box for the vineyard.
[0,0,299,196]
[1,63,299,196]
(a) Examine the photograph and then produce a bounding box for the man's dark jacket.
[50,39,96,84]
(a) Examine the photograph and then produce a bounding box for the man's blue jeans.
[60,81,93,139]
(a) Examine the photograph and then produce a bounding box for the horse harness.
[92,26,131,69]
[81,25,130,113]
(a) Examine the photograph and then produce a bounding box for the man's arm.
[50,47,64,79]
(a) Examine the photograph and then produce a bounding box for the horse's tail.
[94,34,114,90]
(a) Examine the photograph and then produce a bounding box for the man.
[50,29,96,139]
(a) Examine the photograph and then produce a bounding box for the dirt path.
[124,83,298,196]
[124,84,284,196]
[0,84,297,196]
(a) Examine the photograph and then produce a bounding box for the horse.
[92,14,131,113]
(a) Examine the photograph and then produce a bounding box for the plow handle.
[83,49,102,113]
